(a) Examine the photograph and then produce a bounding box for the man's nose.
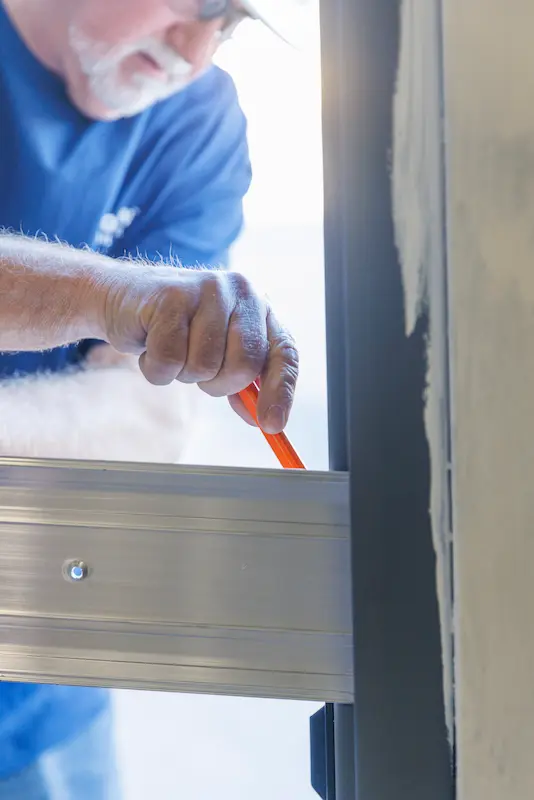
[167,19,223,72]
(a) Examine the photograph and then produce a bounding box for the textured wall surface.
[444,2,534,797]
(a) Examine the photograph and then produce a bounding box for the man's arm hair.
[0,231,127,351]
[0,232,192,461]
[0,230,296,457]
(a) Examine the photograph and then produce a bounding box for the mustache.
[133,40,193,79]
[69,27,193,81]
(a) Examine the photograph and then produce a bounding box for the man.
[0,1,300,796]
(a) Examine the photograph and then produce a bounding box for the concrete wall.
[445,2,534,796]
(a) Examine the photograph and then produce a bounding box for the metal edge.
[0,455,345,481]
[320,0,453,797]
[320,0,354,793]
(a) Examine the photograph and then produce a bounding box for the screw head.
[64,559,89,582]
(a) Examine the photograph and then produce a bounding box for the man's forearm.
[0,230,299,434]
[0,233,117,351]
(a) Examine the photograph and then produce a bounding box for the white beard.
[68,27,194,118]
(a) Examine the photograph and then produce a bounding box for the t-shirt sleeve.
[110,68,252,270]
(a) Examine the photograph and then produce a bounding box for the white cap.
[240,0,311,48]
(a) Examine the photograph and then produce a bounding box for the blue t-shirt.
[0,5,251,778]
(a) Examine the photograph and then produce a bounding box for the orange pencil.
[238,381,306,470]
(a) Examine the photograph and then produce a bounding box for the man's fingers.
[126,272,298,431]
[139,314,189,385]
[198,287,269,398]
[179,275,232,384]
[227,393,258,427]
[256,308,299,434]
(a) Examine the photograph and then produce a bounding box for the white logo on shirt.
[94,206,139,249]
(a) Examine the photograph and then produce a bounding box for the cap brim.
[240,0,303,49]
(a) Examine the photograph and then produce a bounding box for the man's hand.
[0,235,298,434]
[101,267,298,434]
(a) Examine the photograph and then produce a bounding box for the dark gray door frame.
[321,0,454,797]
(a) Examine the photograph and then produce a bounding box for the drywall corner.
[392,0,454,752]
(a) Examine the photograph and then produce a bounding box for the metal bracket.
[0,458,352,702]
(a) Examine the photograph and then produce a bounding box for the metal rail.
[0,459,352,701]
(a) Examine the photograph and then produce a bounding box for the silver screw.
[64,560,89,582]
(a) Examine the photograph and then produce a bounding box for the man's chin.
[66,85,123,122]
[69,59,203,119]
[67,84,168,121]
[94,89,189,120]
[68,95,157,121]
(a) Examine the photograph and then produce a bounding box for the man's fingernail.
[265,405,286,432]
